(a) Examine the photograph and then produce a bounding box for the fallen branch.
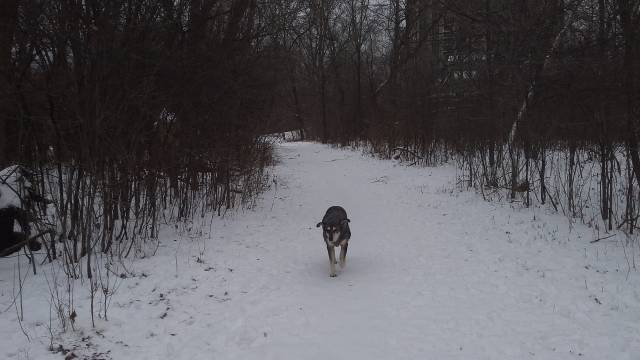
[590,233,616,244]
[0,230,56,257]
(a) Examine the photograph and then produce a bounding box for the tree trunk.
[0,0,19,166]
[618,0,640,187]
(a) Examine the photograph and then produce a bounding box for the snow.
[1,141,640,359]
[0,165,24,209]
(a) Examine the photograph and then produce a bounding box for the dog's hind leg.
[327,245,337,277]
[339,243,348,269]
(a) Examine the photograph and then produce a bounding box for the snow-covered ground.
[1,141,640,359]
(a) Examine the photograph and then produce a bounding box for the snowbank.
[0,165,25,209]
[0,142,638,360]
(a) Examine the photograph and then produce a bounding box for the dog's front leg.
[339,242,348,269]
[327,244,337,277]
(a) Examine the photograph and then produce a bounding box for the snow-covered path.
[2,141,640,359]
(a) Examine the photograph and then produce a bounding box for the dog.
[316,206,351,277]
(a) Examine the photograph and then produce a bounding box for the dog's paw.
[329,273,337,277]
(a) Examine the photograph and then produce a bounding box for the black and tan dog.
[316,206,351,277]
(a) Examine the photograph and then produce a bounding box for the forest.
[1,0,637,251]
[0,0,639,344]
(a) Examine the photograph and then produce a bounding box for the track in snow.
[1,141,639,360]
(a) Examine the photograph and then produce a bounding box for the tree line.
[1,0,639,262]
[271,0,640,235]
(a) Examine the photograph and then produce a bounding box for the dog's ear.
[341,218,350,225]
[316,222,323,228]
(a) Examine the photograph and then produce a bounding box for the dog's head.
[316,219,349,229]
[316,219,350,240]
